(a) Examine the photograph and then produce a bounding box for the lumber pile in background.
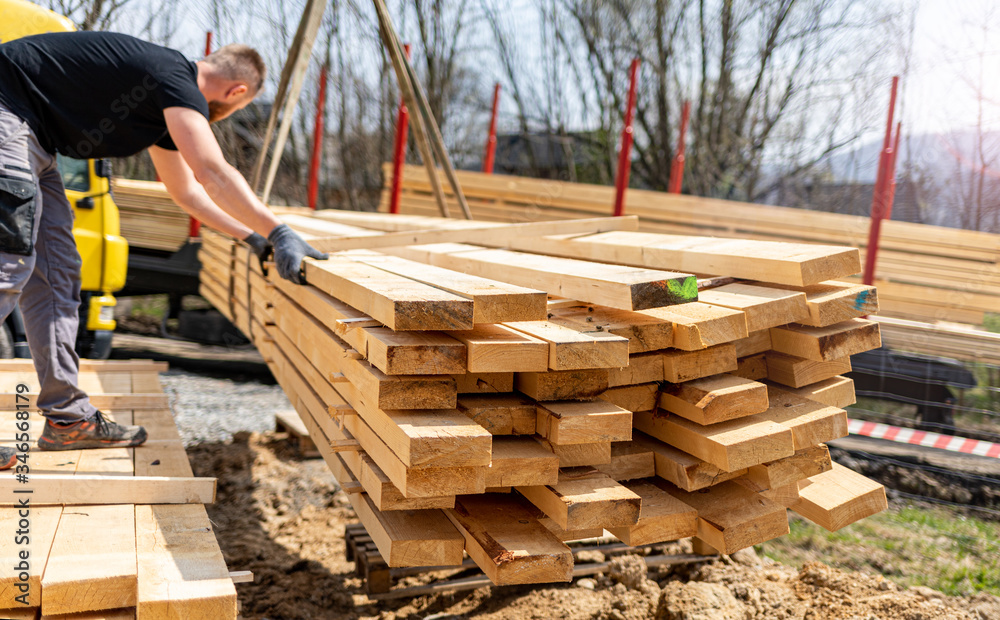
[381,163,1000,328]
[113,178,191,252]
[198,211,888,586]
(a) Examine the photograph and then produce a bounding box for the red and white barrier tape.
[848,418,1000,459]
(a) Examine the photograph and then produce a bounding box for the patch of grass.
[128,295,169,320]
[984,313,1000,334]
[758,501,1000,597]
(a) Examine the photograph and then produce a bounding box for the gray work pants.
[0,101,96,423]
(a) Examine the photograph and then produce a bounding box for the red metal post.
[862,76,899,286]
[388,44,412,215]
[307,65,328,210]
[482,83,501,174]
[189,30,214,238]
[885,121,902,219]
[667,100,691,194]
[613,58,641,216]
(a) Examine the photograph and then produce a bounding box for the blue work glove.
[267,224,328,284]
[242,232,272,268]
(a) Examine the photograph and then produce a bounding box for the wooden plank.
[337,251,548,324]
[486,436,560,487]
[388,243,698,311]
[135,505,238,618]
[515,369,609,401]
[733,330,772,358]
[661,480,790,554]
[365,327,467,376]
[758,386,848,451]
[0,474,215,505]
[784,376,856,408]
[698,283,809,332]
[0,505,62,608]
[517,467,641,530]
[745,444,832,491]
[597,383,659,413]
[765,352,852,389]
[305,215,641,253]
[457,394,536,435]
[453,372,514,394]
[537,439,611,467]
[535,400,632,445]
[445,494,573,585]
[548,302,674,354]
[347,491,465,567]
[40,505,137,614]
[732,353,767,380]
[658,374,769,425]
[504,321,629,370]
[792,463,888,531]
[661,344,738,382]
[630,432,746,492]
[640,303,747,351]
[303,258,474,331]
[448,325,549,373]
[0,360,167,373]
[633,410,794,472]
[769,318,881,362]
[607,480,698,546]
[771,281,878,327]
[595,441,656,481]
[607,352,663,388]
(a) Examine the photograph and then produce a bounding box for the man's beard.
[208,100,236,123]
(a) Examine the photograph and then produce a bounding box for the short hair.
[204,44,266,93]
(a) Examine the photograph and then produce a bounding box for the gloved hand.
[242,232,272,268]
[267,223,328,284]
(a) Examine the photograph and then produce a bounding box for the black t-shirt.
[0,31,209,158]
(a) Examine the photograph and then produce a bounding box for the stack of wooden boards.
[198,211,889,586]
[112,178,192,252]
[381,163,1000,328]
[0,359,239,619]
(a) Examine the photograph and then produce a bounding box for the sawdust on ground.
[187,432,1000,620]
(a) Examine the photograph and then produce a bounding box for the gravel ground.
[159,369,291,446]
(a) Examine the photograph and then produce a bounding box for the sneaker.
[0,447,16,470]
[37,410,148,451]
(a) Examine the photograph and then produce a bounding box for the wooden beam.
[660,480,790,554]
[537,439,611,467]
[387,243,698,311]
[630,431,746,492]
[486,437,560,487]
[770,281,879,327]
[792,463,888,531]
[732,353,767,380]
[769,318,881,362]
[633,410,794,472]
[765,352,852,389]
[517,467,641,530]
[347,489,465,567]
[515,369,609,401]
[504,321,629,370]
[453,372,513,394]
[784,376,856,408]
[548,302,674,354]
[0,393,169,410]
[640,303,747,351]
[303,258,474,331]
[745,444,832,491]
[758,386,848,451]
[697,283,809,331]
[607,480,698,546]
[448,325,549,373]
[446,494,573,585]
[305,216,641,253]
[535,400,632,445]
[598,384,659,413]
[595,441,656,481]
[0,474,215,505]
[338,251,548,323]
[658,374,769,425]
[608,352,664,387]
[733,330,772,358]
[457,394,536,435]
[661,344,738,383]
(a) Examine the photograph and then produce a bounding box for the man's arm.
[162,107,281,236]
[162,106,328,284]
[149,145,255,240]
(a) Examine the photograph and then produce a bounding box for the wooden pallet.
[274,409,321,458]
[0,359,243,619]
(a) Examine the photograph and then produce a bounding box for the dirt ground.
[187,432,1000,620]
